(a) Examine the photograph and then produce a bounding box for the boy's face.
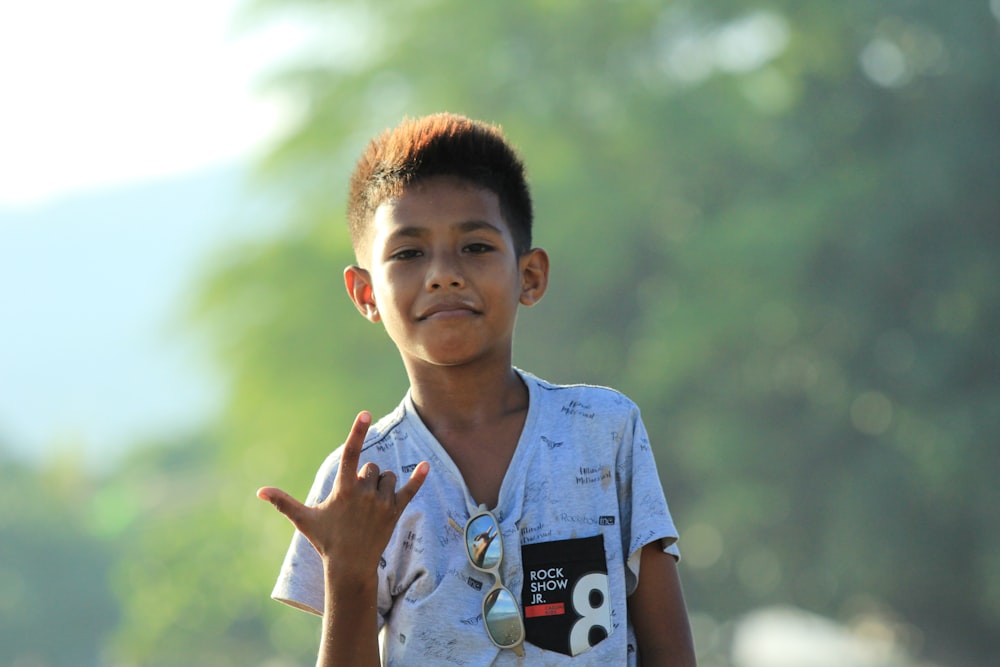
[345,175,548,371]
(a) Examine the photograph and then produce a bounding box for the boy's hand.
[257,411,429,575]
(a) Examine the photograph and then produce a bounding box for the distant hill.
[0,162,267,468]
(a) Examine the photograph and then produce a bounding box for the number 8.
[569,572,611,655]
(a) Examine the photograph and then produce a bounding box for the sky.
[0,0,304,467]
[0,0,299,206]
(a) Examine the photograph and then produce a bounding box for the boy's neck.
[405,358,527,432]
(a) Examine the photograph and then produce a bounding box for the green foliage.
[0,453,119,667]
[110,0,999,664]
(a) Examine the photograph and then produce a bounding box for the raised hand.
[257,411,429,576]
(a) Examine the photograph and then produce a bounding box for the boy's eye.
[464,243,493,254]
[390,249,422,260]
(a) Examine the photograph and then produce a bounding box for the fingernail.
[360,411,371,425]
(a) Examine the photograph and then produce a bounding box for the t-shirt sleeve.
[270,449,340,617]
[617,405,680,595]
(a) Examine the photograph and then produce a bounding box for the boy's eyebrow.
[456,219,505,235]
[386,219,505,240]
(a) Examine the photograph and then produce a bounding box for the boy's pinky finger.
[396,461,430,509]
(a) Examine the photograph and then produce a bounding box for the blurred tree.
[0,453,119,667]
[109,1,999,665]
[107,432,304,666]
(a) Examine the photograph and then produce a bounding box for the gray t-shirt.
[271,370,680,665]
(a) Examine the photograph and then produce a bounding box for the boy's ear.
[518,248,549,307]
[344,265,381,322]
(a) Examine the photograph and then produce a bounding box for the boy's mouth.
[417,301,480,320]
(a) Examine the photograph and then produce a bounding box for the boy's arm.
[628,542,697,667]
[258,411,429,667]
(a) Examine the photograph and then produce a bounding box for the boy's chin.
[409,346,502,370]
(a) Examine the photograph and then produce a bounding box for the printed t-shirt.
[271,370,680,665]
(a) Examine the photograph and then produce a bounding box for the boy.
[257,113,696,666]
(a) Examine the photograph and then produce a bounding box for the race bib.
[520,535,612,656]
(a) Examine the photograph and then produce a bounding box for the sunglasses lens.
[466,514,502,569]
[465,507,524,652]
[483,587,522,648]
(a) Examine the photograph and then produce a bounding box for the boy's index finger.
[335,411,372,485]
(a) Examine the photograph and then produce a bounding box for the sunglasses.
[463,504,526,656]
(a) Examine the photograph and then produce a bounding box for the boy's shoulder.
[518,368,640,415]
[363,400,410,449]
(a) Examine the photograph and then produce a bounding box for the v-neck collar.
[402,368,539,521]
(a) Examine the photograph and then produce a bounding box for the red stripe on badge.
[525,602,566,618]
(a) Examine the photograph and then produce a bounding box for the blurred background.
[1,0,998,665]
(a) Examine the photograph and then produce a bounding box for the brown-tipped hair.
[347,113,533,258]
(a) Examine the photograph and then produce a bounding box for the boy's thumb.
[257,487,304,523]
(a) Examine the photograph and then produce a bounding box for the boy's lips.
[417,300,480,320]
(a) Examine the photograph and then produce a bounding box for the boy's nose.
[426,256,465,290]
